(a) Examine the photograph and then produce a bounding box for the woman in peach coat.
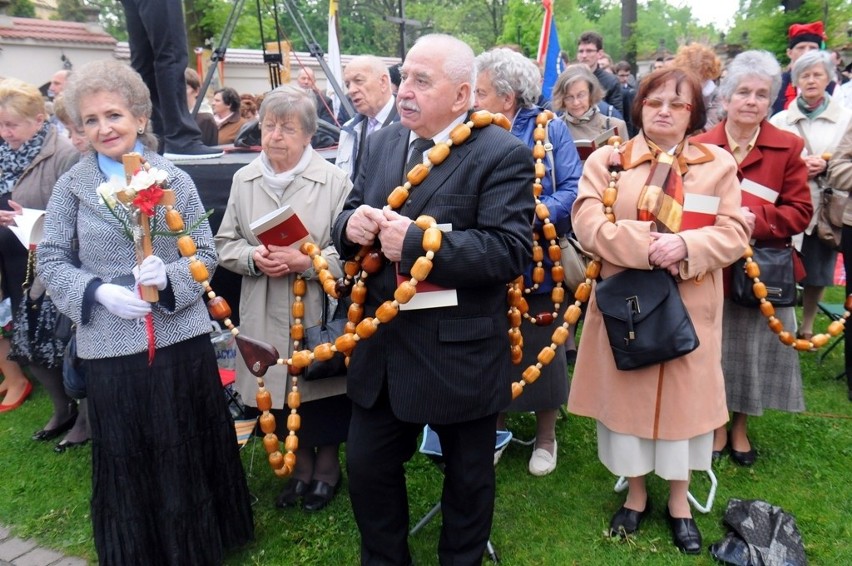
[568,68,749,554]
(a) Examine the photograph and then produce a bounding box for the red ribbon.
[138,285,156,365]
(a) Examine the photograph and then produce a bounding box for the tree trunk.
[621,0,637,70]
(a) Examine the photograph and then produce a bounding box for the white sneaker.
[493,443,508,466]
[528,440,557,476]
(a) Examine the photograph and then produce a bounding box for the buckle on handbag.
[625,296,640,342]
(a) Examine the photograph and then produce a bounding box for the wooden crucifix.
[117,153,175,303]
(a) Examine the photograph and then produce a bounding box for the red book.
[573,126,618,161]
[249,205,310,248]
[740,178,779,207]
[680,193,720,231]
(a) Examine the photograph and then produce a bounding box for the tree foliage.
[53,0,87,22]
[9,0,35,18]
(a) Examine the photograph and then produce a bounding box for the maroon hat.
[788,21,826,49]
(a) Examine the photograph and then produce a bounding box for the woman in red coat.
[693,50,812,467]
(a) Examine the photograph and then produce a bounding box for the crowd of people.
[1,13,852,566]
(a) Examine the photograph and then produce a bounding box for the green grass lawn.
[1,288,850,565]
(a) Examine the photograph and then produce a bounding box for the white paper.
[7,207,45,250]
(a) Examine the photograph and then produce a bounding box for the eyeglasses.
[261,122,303,136]
[563,91,589,104]
[642,98,693,112]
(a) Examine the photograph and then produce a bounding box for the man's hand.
[346,205,385,245]
[252,244,308,278]
[378,207,414,262]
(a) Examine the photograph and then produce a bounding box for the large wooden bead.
[552,325,569,345]
[492,113,511,130]
[745,262,760,279]
[290,323,304,341]
[361,250,385,274]
[165,209,185,232]
[532,182,543,198]
[602,187,617,207]
[511,382,524,399]
[470,111,493,127]
[752,282,768,300]
[263,433,279,453]
[274,465,292,478]
[585,261,601,279]
[259,412,277,434]
[811,334,829,348]
[312,255,329,272]
[534,162,546,182]
[767,317,783,333]
[394,281,417,304]
[287,412,301,431]
[532,245,544,262]
[335,334,357,353]
[564,304,582,325]
[322,278,338,297]
[284,451,297,469]
[759,301,775,318]
[534,312,554,326]
[351,283,367,304]
[548,244,562,262]
[828,320,845,336]
[415,215,437,230]
[422,227,443,252]
[532,266,545,284]
[207,296,232,320]
[256,389,273,411]
[508,308,521,327]
[376,301,399,323]
[508,327,523,346]
[293,277,307,295]
[535,202,550,221]
[522,366,541,384]
[388,186,410,209]
[574,282,592,302]
[292,300,305,318]
[551,266,565,283]
[510,345,522,365]
[284,434,299,452]
[428,144,451,165]
[348,302,364,323]
[189,259,209,283]
[542,223,557,240]
[533,126,546,142]
[177,235,196,257]
[407,163,430,186]
[290,350,312,368]
[356,318,378,339]
[742,246,753,258]
[778,331,795,345]
[268,451,284,469]
[533,144,546,160]
[344,260,360,277]
[517,297,529,315]
[793,339,812,351]
[313,343,334,361]
[551,286,565,305]
[287,390,301,409]
[344,321,357,334]
[411,257,433,281]
[450,123,471,145]
[507,286,523,307]
[537,347,556,365]
[300,242,320,257]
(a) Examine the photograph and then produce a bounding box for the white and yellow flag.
[328,0,343,118]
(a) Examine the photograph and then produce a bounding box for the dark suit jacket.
[332,119,535,424]
[694,119,812,283]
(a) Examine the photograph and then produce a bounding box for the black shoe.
[163,143,223,160]
[302,480,340,512]
[32,411,78,441]
[665,507,702,554]
[275,478,309,508]
[729,437,757,467]
[54,438,90,453]
[712,444,728,461]
[608,500,651,537]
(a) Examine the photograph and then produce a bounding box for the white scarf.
[213,112,232,126]
[563,106,597,124]
[260,145,313,197]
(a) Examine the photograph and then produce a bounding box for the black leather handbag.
[302,295,348,381]
[730,246,797,308]
[595,268,699,371]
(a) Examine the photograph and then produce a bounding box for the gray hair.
[551,65,604,112]
[63,59,157,151]
[260,84,318,136]
[345,55,390,81]
[413,34,476,107]
[475,48,542,109]
[792,50,835,84]
[718,50,782,103]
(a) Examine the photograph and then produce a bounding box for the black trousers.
[120,0,204,152]
[347,386,497,566]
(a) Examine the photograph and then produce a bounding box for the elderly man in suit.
[332,34,534,565]
[336,55,400,180]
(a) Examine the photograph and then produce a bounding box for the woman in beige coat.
[215,85,352,511]
[569,68,749,554]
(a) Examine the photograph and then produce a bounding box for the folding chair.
[613,470,718,514]
[410,425,512,563]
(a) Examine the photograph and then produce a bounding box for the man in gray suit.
[336,55,399,180]
[332,34,534,565]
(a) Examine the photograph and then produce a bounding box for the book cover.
[7,208,46,250]
[740,178,780,207]
[249,205,310,248]
[573,126,618,161]
[396,223,458,310]
[680,193,720,230]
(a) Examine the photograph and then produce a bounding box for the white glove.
[95,284,151,319]
[133,255,168,290]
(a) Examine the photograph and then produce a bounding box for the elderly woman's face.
[641,78,694,149]
[473,72,514,116]
[797,64,830,104]
[260,114,313,173]
[78,90,146,161]
[0,107,44,150]
[722,76,772,129]
[563,81,591,118]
